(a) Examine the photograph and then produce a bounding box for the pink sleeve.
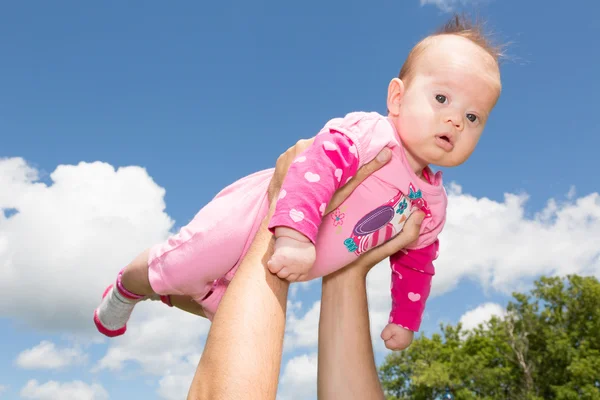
[323,112,396,169]
[388,240,439,332]
[268,131,359,243]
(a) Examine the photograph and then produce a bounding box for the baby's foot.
[267,236,316,282]
[93,271,146,337]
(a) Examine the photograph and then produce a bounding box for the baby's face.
[390,35,501,168]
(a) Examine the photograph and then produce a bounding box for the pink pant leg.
[194,192,270,320]
[147,169,273,311]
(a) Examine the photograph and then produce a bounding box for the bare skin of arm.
[314,145,425,400]
[187,139,394,400]
[187,213,286,400]
[317,212,424,400]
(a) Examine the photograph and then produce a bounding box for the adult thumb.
[413,211,425,226]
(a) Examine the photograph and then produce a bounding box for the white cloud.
[95,301,210,376]
[278,353,318,400]
[290,280,314,299]
[0,385,7,395]
[284,300,320,352]
[20,380,108,400]
[94,300,208,398]
[419,0,487,12]
[0,157,197,398]
[15,341,87,370]
[0,157,173,332]
[459,302,505,331]
[156,353,202,400]
[436,185,600,296]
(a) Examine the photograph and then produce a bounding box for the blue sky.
[1,1,599,399]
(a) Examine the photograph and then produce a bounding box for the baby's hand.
[267,227,316,282]
[381,323,414,351]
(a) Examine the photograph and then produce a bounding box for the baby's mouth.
[435,134,454,151]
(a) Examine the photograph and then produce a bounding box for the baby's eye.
[435,94,447,104]
[466,113,478,123]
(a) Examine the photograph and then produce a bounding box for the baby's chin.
[423,153,469,168]
[404,141,470,169]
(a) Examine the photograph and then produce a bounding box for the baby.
[94,15,502,351]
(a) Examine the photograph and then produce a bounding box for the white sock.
[96,286,142,331]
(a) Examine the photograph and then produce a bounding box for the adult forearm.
[317,268,384,400]
[188,216,289,400]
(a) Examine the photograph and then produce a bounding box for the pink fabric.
[389,240,439,331]
[147,168,272,309]
[147,111,448,331]
[321,111,447,249]
[268,132,359,243]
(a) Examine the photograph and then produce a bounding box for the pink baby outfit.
[148,112,448,331]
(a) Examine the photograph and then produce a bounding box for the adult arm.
[186,142,310,399]
[187,208,287,400]
[318,198,425,399]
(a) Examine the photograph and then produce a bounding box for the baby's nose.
[447,114,463,130]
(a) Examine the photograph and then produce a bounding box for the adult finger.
[350,211,425,271]
[325,147,392,215]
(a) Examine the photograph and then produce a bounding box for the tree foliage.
[379,275,600,400]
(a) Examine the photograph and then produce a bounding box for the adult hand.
[268,138,395,215]
[268,137,424,272]
[316,207,424,400]
[324,147,393,215]
[351,210,424,276]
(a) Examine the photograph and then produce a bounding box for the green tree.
[379,275,600,400]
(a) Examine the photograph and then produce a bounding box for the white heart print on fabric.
[408,292,421,302]
[323,141,338,151]
[349,144,357,156]
[319,203,326,216]
[305,172,320,182]
[294,156,306,163]
[278,189,286,200]
[289,209,305,223]
[334,169,342,182]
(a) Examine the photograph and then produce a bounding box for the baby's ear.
[386,78,405,116]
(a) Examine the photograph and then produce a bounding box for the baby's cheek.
[399,114,430,144]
